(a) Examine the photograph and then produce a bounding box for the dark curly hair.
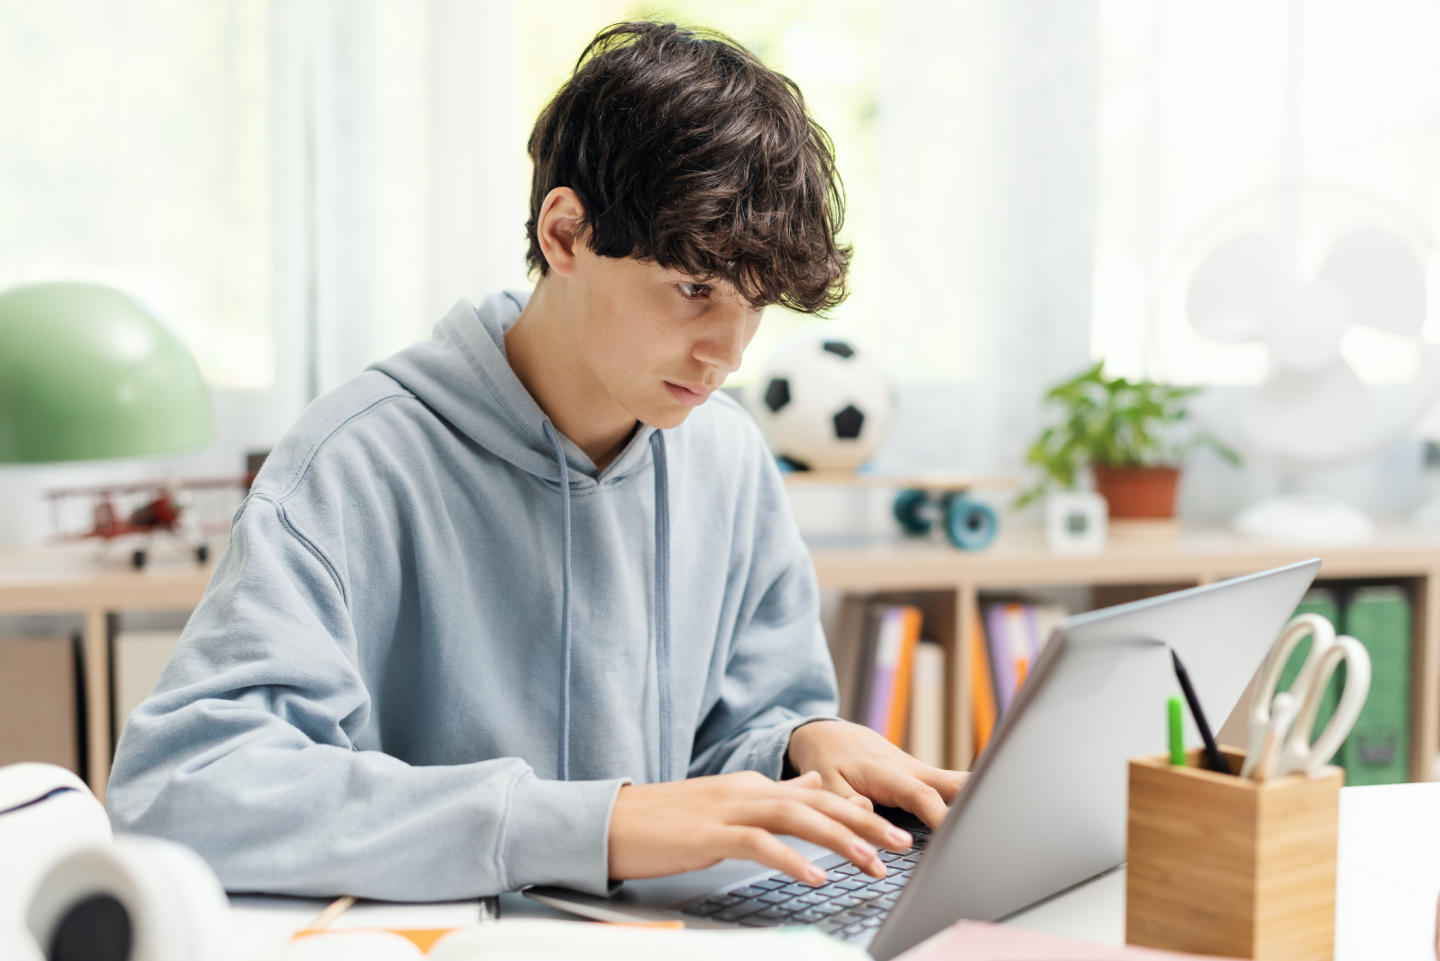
[525,21,851,314]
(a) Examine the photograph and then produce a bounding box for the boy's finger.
[793,785,912,852]
[744,799,886,878]
[894,778,949,830]
[915,767,968,801]
[724,825,828,886]
[817,771,866,806]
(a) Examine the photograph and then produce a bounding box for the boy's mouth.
[664,381,712,406]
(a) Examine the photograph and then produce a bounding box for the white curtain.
[793,0,1102,536]
[302,0,530,394]
[871,0,1099,475]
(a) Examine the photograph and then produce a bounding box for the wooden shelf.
[806,524,1440,780]
[0,543,216,797]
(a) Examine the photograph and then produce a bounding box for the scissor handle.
[1280,635,1372,776]
[1240,614,1336,779]
[1251,691,1299,782]
[1250,613,1336,724]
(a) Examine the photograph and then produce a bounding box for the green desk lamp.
[0,282,211,462]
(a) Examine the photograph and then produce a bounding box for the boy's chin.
[642,407,695,430]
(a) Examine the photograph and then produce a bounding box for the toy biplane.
[46,473,255,569]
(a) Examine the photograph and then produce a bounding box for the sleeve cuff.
[755,714,842,780]
[501,772,631,895]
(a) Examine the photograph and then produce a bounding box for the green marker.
[1168,696,1185,765]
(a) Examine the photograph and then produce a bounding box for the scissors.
[1238,612,1372,780]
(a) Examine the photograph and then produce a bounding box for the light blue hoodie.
[106,291,839,900]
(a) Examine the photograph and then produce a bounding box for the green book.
[1338,585,1412,785]
[1277,588,1343,742]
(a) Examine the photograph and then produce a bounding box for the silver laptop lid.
[868,558,1321,960]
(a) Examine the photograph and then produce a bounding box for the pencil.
[306,895,356,931]
[1170,650,1230,774]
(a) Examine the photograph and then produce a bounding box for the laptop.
[527,558,1321,959]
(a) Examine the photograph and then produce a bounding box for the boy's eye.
[676,283,711,301]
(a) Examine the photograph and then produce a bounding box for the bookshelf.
[807,524,1440,780]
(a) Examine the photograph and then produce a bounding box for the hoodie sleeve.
[687,452,841,780]
[106,495,627,900]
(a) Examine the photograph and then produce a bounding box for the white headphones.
[25,834,231,961]
[0,764,230,961]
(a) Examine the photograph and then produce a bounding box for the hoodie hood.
[372,291,659,487]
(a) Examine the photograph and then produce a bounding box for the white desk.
[228,783,1440,959]
[1005,782,1438,959]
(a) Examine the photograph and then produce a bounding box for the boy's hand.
[786,720,967,830]
[607,770,914,885]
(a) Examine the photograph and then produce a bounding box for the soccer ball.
[749,332,895,471]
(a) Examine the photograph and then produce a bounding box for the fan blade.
[1186,232,1280,342]
[1315,228,1427,336]
[1240,362,1373,463]
[1262,281,1352,375]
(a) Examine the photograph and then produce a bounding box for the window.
[1091,0,1440,387]
[2,3,276,390]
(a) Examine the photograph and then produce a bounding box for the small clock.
[1045,491,1108,554]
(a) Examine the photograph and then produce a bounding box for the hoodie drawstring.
[649,431,675,784]
[542,423,675,785]
[542,422,574,781]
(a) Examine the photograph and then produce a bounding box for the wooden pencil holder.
[1125,746,1342,961]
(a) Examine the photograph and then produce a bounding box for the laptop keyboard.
[679,824,931,939]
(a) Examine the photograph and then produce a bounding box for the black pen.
[1170,649,1230,774]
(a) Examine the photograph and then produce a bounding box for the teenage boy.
[107,21,963,900]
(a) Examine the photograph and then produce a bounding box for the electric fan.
[1160,184,1440,543]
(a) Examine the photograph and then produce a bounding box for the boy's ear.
[536,187,586,277]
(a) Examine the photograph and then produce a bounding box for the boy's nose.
[694,312,750,375]
[694,322,748,374]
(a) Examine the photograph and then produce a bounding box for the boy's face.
[566,242,763,430]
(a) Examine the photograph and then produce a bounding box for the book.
[983,603,1018,715]
[1338,584,1411,785]
[886,607,923,744]
[864,604,923,745]
[999,603,1031,698]
[968,616,998,757]
[290,918,868,960]
[908,640,946,767]
[828,594,872,721]
[851,605,886,727]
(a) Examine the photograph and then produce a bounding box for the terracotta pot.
[1092,465,1180,519]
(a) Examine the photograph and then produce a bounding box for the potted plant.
[1014,361,1240,519]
